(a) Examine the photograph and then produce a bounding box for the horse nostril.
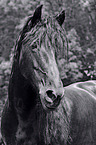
[46,90,56,100]
[46,90,53,95]
[45,90,62,109]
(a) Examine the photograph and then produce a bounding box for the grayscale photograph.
[0,0,96,144]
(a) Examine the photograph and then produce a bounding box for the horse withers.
[1,5,96,145]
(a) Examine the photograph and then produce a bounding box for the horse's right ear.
[22,5,43,35]
[30,5,43,27]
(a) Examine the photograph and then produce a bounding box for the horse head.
[17,5,66,110]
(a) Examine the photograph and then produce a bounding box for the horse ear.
[23,5,43,32]
[56,10,65,26]
[31,5,43,26]
[21,5,43,39]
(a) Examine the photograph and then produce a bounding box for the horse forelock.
[22,17,67,61]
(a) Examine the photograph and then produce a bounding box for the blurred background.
[0,0,96,143]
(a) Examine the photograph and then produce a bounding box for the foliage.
[66,28,96,85]
[58,26,96,86]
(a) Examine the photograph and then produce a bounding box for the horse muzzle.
[39,82,64,110]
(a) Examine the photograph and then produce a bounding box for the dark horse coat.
[1,5,96,145]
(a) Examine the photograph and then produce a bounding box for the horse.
[1,5,96,145]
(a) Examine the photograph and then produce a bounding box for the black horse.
[1,5,96,145]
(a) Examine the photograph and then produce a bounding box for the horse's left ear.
[56,10,65,26]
